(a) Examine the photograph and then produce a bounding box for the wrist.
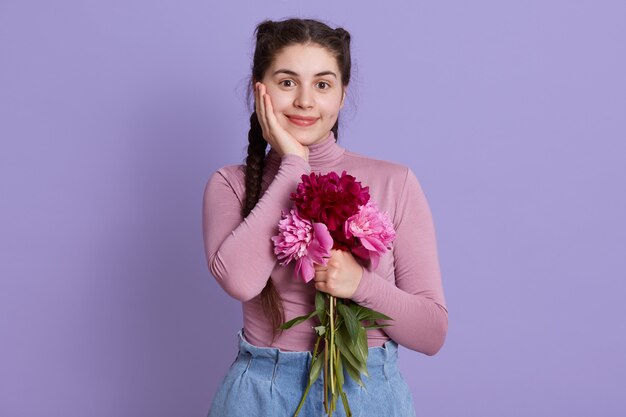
[349,265,365,299]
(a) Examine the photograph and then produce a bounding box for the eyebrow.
[272,69,337,79]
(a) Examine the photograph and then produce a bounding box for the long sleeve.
[202,154,311,302]
[350,167,448,355]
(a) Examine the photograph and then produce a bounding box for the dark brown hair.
[241,18,352,343]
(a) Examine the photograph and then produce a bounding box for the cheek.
[323,92,343,109]
[265,89,290,110]
[320,99,342,117]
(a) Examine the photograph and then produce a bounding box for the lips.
[286,115,319,127]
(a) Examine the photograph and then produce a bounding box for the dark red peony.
[290,171,370,249]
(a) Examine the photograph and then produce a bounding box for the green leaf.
[315,291,326,318]
[337,302,359,341]
[334,348,344,388]
[341,355,364,387]
[336,327,367,376]
[308,354,323,385]
[333,353,352,416]
[354,327,369,377]
[363,323,392,330]
[345,336,362,370]
[358,308,393,322]
[279,309,318,330]
[334,316,344,329]
[340,391,352,417]
[347,302,393,322]
[314,325,326,336]
[348,303,367,321]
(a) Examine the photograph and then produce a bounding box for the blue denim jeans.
[208,328,416,417]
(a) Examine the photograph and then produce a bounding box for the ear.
[339,87,347,110]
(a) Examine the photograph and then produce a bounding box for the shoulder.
[204,163,247,203]
[214,163,246,181]
[342,148,413,188]
[340,149,427,222]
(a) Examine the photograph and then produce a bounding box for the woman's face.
[259,42,347,146]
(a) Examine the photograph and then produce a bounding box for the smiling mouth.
[286,115,319,126]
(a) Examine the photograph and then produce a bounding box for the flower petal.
[361,236,387,252]
[312,223,333,252]
[297,257,315,283]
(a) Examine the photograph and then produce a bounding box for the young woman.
[202,17,448,416]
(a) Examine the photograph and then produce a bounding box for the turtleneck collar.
[265,130,345,171]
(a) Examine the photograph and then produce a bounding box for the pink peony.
[271,208,313,265]
[295,222,333,283]
[271,208,333,282]
[344,201,396,269]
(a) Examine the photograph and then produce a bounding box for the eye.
[279,80,295,87]
[317,81,330,90]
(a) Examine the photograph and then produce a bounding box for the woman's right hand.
[255,81,309,162]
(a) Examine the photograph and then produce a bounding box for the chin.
[285,131,316,146]
[295,130,331,145]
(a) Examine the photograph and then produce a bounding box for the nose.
[294,86,314,109]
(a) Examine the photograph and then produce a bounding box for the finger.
[314,265,327,273]
[263,91,279,130]
[315,281,335,296]
[313,268,323,278]
[263,91,280,139]
[258,83,266,123]
[256,83,269,138]
[313,270,326,281]
[254,82,261,119]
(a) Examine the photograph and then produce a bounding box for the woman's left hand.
[313,249,364,299]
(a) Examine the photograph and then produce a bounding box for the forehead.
[269,43,339,76]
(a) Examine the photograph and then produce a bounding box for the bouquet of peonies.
[271,170,396,417]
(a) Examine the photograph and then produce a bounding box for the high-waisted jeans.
[207,328,417,417]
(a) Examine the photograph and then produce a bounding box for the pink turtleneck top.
[202,131,448,355]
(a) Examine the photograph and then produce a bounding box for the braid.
[242,113,267,218]
[242,111,285,343]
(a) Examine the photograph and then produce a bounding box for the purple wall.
[1,1,625,416]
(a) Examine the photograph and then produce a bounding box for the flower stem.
[292,333,323,417]
[334,346,351,417]
[330,295,335,397]
[323,337,328,413]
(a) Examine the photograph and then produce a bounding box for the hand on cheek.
[254,82,309,161]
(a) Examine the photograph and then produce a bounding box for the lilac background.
[1,1,625,416]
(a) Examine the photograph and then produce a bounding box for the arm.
[350,168,448,355]
[202,154,311,301]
